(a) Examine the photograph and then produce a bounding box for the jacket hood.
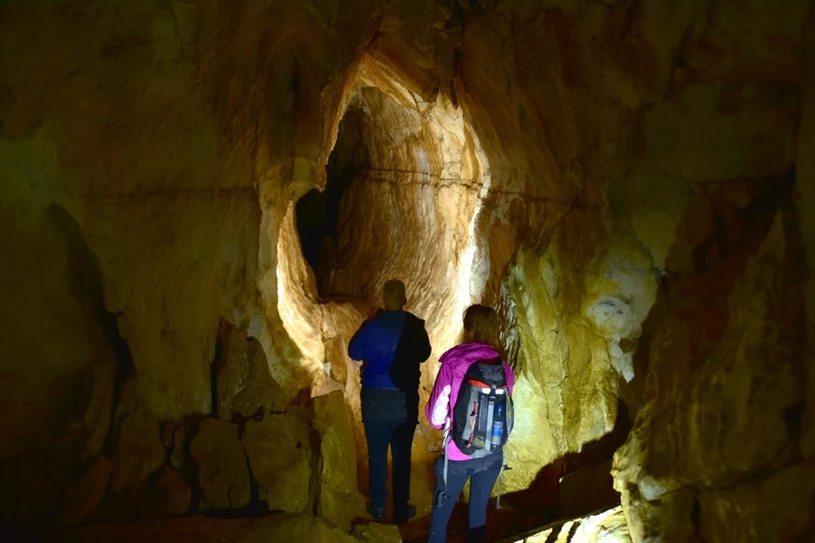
[438,342,500,369]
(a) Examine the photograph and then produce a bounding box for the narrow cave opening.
[279,80,493,520]
[295,107,369,297]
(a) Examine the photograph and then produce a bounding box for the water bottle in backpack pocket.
[491,404,504,448]
[451,358,513,457]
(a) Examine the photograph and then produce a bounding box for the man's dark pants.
[361,387,418,517]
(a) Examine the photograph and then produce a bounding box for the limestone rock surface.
[314,391,365,530]
[81,343,118,463]
[613,201,809,539]
[190,418,251,511]
[61,456,113,524]
[698,461,815,543]
[0,0,813,539]
[216,323,286,419]
[110,401,165,493]
[516,506,631,543]
[154,467,193,518]
[242,409,312,514]
[570,507,632,543]
[352,521,403,542]
[161,421,186,471]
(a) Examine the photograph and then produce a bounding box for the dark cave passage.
[295,107,369,291]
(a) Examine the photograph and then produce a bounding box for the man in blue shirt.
[349,279,432,524]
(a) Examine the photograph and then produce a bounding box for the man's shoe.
[392,504,416,525]
[367,503,386,521]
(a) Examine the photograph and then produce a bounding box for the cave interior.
[0,1,814,542]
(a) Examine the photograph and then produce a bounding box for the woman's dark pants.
[427,450,503,543]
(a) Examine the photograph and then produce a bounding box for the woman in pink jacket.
[425,304,515,543]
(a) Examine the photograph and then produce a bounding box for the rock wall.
[0,0,813,540]
[453,3,811,507]
[0,0,373,527]
[514,506,632,543]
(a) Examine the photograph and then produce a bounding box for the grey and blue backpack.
[451,358,514,456]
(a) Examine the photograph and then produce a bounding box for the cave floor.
[393,494,563,543]
[24,496,571,543]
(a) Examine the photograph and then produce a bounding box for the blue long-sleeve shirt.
[348,310,432,391]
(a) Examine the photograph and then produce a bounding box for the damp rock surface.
[190,418,251,511]
[61,456,114,524]
[110,401,166,493]
[314,391,365,530]
[242,409,313,514]
[216,324,287,419]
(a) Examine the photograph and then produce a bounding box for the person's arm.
[416,319,432,363]
[426,363,453,429]
[348,322,369,361]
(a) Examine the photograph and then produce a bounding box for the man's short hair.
[383,279,406,309]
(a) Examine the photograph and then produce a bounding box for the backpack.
[450,358,514,457]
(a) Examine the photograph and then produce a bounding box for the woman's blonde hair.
[462,304,504,358]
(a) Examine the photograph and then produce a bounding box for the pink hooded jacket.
[425,342,515,461]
